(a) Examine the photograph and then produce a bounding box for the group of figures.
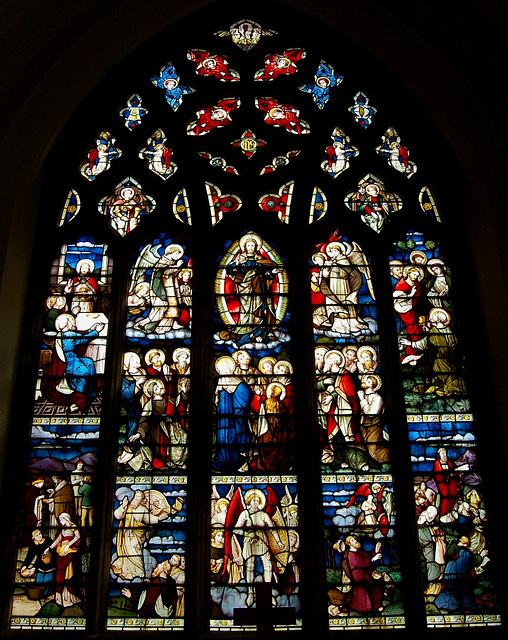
[108,485,186,623]
[118,346,190,471]
[212,349,294,473]
[325,479,400,620]
[107,234,192,626]
[210,483,299,621]
[315,342,389,473]
[390,241,466,403]
[392,233,498,622]
[15,464,95,620]
[414,446,491,614]
[36,242,110,435]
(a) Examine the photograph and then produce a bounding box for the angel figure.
[256,97,310,135]
[139,129,177,180]
[99,179,154,237]
[376,127,417,177]
[299,60,343,109]
[151,62,194,111]
[130,242,190,335]
[187,98,240,136]
[321,126,359,177]
[345,175,402,233]
[80,130,121,181]
[316,235,376,335]
[187,49,240,82]
[254,48,305,81]
[225,487,289,606]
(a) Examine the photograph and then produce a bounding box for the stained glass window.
[4,5,504,637]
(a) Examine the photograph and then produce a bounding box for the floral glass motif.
[255,97,310,135]
[151,62,194,111]
[187,49,240,82]
[58,189,81,226]
[348,91,377,128]
[419,186,442,223]
[212,234,299,629]
[376,127,417,178]
[390,232,500,628]
[310,234,405,629]
[80,130,121,181]
[108,234,191,630]
[187,98,240,136]
[120,94,148,130]
[213,19,277,51]
[206,183,242,226]
[344,174,402,233]
[11,238,112,630]
[254,48,306,81]
[173,189,192,226]
[199,152,239,174]
[260,150,300,175]
[98,178,155,237]
[231,129,266,158]
[299,60,343,109]
[139,129,177,180]
[309,186,327,223]
[258,182,294,223]
[321,126,359,178]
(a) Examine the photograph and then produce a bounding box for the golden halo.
[258,356,277,374]
[244,488,266,509]
[267,381,286,400]
[75,258,95,273]
[142,378,164,396]
[215,355,236,375]
[165,244,184,259]
[324,349,345,368]
[429,307,451,326]
[145,348,165,366]
[357,345,376,359]
[239,233,262,253]
[274,360,293,375]
[409,250,428,264]
[361,373,382,390]
[403,265,424,281]
[173,347,190,362]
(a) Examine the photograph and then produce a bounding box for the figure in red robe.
[254,48,305,81]
[187,98,240,136]
[255,97,310,135]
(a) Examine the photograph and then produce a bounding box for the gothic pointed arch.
[0,2,505,637]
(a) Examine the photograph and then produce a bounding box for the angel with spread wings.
[299,60,343,109]
[151,62,194,111]
[129,242,191,335]
[255,97,310,135]
[187,49,240,82]
[187,98,240,136]
[254,48,305,81]
[218,486,296,607]
[313,232,376,335]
